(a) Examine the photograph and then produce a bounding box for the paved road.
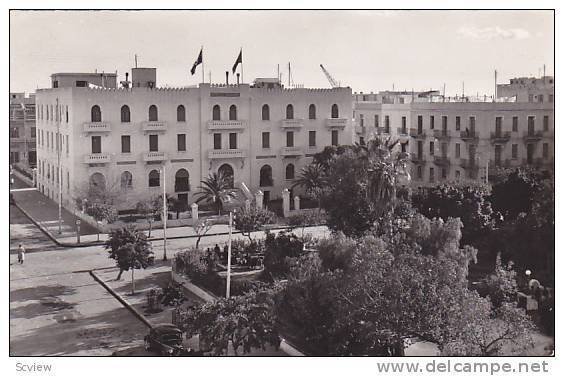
[9,204,58,252]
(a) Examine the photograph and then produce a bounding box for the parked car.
[144,324,185,356]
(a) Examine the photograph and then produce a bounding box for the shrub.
[263,231,304,280]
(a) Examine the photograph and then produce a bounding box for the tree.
[194,172,237,215]
[263,231,304,280]
[105,226,153,294]
[177,286,281,355]
[291,164,327,209]
[86,202,118,224]
[193,218,213,249]
[136,197,163,237]
[233,205,275,243]
[168,196,188,219]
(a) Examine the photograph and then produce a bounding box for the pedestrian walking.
[17,244,25,264]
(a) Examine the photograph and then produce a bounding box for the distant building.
[353,76,554,186]
[9,92,36,169]
[35,69,353,211]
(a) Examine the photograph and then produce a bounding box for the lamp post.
[226,211,233,298]
[162,165,168,261]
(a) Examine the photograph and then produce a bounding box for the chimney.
[125,72,129,81]
[236,73,240,85]
[226,71,229,85]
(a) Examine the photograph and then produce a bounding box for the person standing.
[17,244,25,264]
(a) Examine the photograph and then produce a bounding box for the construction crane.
[320,64,341,88]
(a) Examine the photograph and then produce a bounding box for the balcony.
[410,153,426,164]
[280,146,304,157]
[116,153,138,163]
[433,156,450,166]
[433,130,450,140]
[143,151,167,162]
[377,127,391,135]
[83,153,111,164]
[522,131,543,142]
[142,121,167,132]
[460,130,479,142]
[490,131,511,143]
[280,119,304,129]
[355,125,366,134]
[396,127,409,136]
[207,120,245,131]
[409,128,426,138]
[325,118,348,128]
[460,158,479,170]
[83,122,111,133]
[208,149,247,159]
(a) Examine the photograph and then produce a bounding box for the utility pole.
[162,165,167,261]
[226,211,233,298]
[56,98,62,234]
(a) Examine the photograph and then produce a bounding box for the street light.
[226,211,233,298]
[161,165,168,261]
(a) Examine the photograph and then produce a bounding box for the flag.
[190,48,203,75]
[232,49,242,74]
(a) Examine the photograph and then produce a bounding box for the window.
[430,116,435,129]
[543,143,549,159]
[229,133,237,149]
[417,165,423,179]
[286,104,294,120]
[213,133,222,149]
[121,135,131,153]
[374,115,379,127]
[549,94,554,103]
[286,131,294,147]
[262,104,270,121]
[148,170,160,187]
[120,171,133,190]
[512,144,518,159]
[401,116,407,133]
[469,116,476,133]
[455,143,461,158]
[543,116,549,131]
[175,169,190,192]
[359,114,364,127]
[309,131,316,147]
[442,116,447,131]
[528,116,535,135]
[441,168,447,179]
[455,170,461,181]
[494,145,502,166]
[262,132,270,148]
[149,134,158,152]
[528,94,534,103]
[384,116,390,133]
[10,128,19,138]
[91,136,101,154]
[10,152,20,163]
[495,117,502,135]
[417,115,423,133]
[53,80,59,88]
[148,105,158,121]
[309,104,316,119]
[177,105,186,122]
[331,104,339,118]
[441,142,447,157]
[512,116,518,132]
[177,134,186,152]
[66,135,69,154]
[429,141,435,156]
[121,105,130,123]
[65,106,68,123]
[429,167,435,182]
[91,105,101,122]
[229,105,237,121]
[259,165,273,187]
[285,164,295,180]
[212,105,221,120]
[526,143,534,164]
[31,127,36,138]
[331,130,339,146]
[76,80,87,87]
[539,94,544,103]
[455,116,461,131]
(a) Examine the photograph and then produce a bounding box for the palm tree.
[194,172,236,215]
[291,163,327,209]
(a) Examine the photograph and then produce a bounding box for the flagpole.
[201,46,204,84]
[240,48,243,84]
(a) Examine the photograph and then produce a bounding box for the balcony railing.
[143,151,167,162]
[396,127,409,136]
[142,121,167,132]
[83,122,111,133]
[490,131,511,143]
[409,128,426,138]
[433,156,450,166]
[207,120,245,131]
[208,149,246,159]
[433,130,450,140]
[116,153,137,163]
[280,146,304,156]
[377,127,391,135]
[522,131,543,142]
[410,153,426,163]
[280,119,304,128]
[83,153,111,164]
[325,118,348,128]
[460,130,479,141]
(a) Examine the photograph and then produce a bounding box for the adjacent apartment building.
[9,92,37,168]
[35,68,353,211]
[352,76,554,186]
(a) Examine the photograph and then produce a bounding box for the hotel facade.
[34,68,353,211]
[352,76,554,186]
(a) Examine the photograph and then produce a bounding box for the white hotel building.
[352,76,554,185]
[35,68,353,211]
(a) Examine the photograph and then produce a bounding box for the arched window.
[259,165,273,187]
[229,105,237,121]
[89,172,106,194]
[262,104,270,121]
[91,105,101,122]
[148,170,160,187]
[177,105,186,122]
[285,164,295,180]
[286,104,294,120]
[120,105,130,123]
[148,105,158,121]
[309,104,316,119]
[120,171,133,189]
[218,163,234,189]
[331,104,339,119]
[174,169,190,192]
[212,105,221,121]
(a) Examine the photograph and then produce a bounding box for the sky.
[9,10,554,96]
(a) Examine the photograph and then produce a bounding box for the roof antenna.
[135,54,138,68]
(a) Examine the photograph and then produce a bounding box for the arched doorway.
[259,165,273,187]
[175,169,190,192]
[218,163,234,188]
[89,172,106,196]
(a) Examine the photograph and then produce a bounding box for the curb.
[90,270,153,329]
